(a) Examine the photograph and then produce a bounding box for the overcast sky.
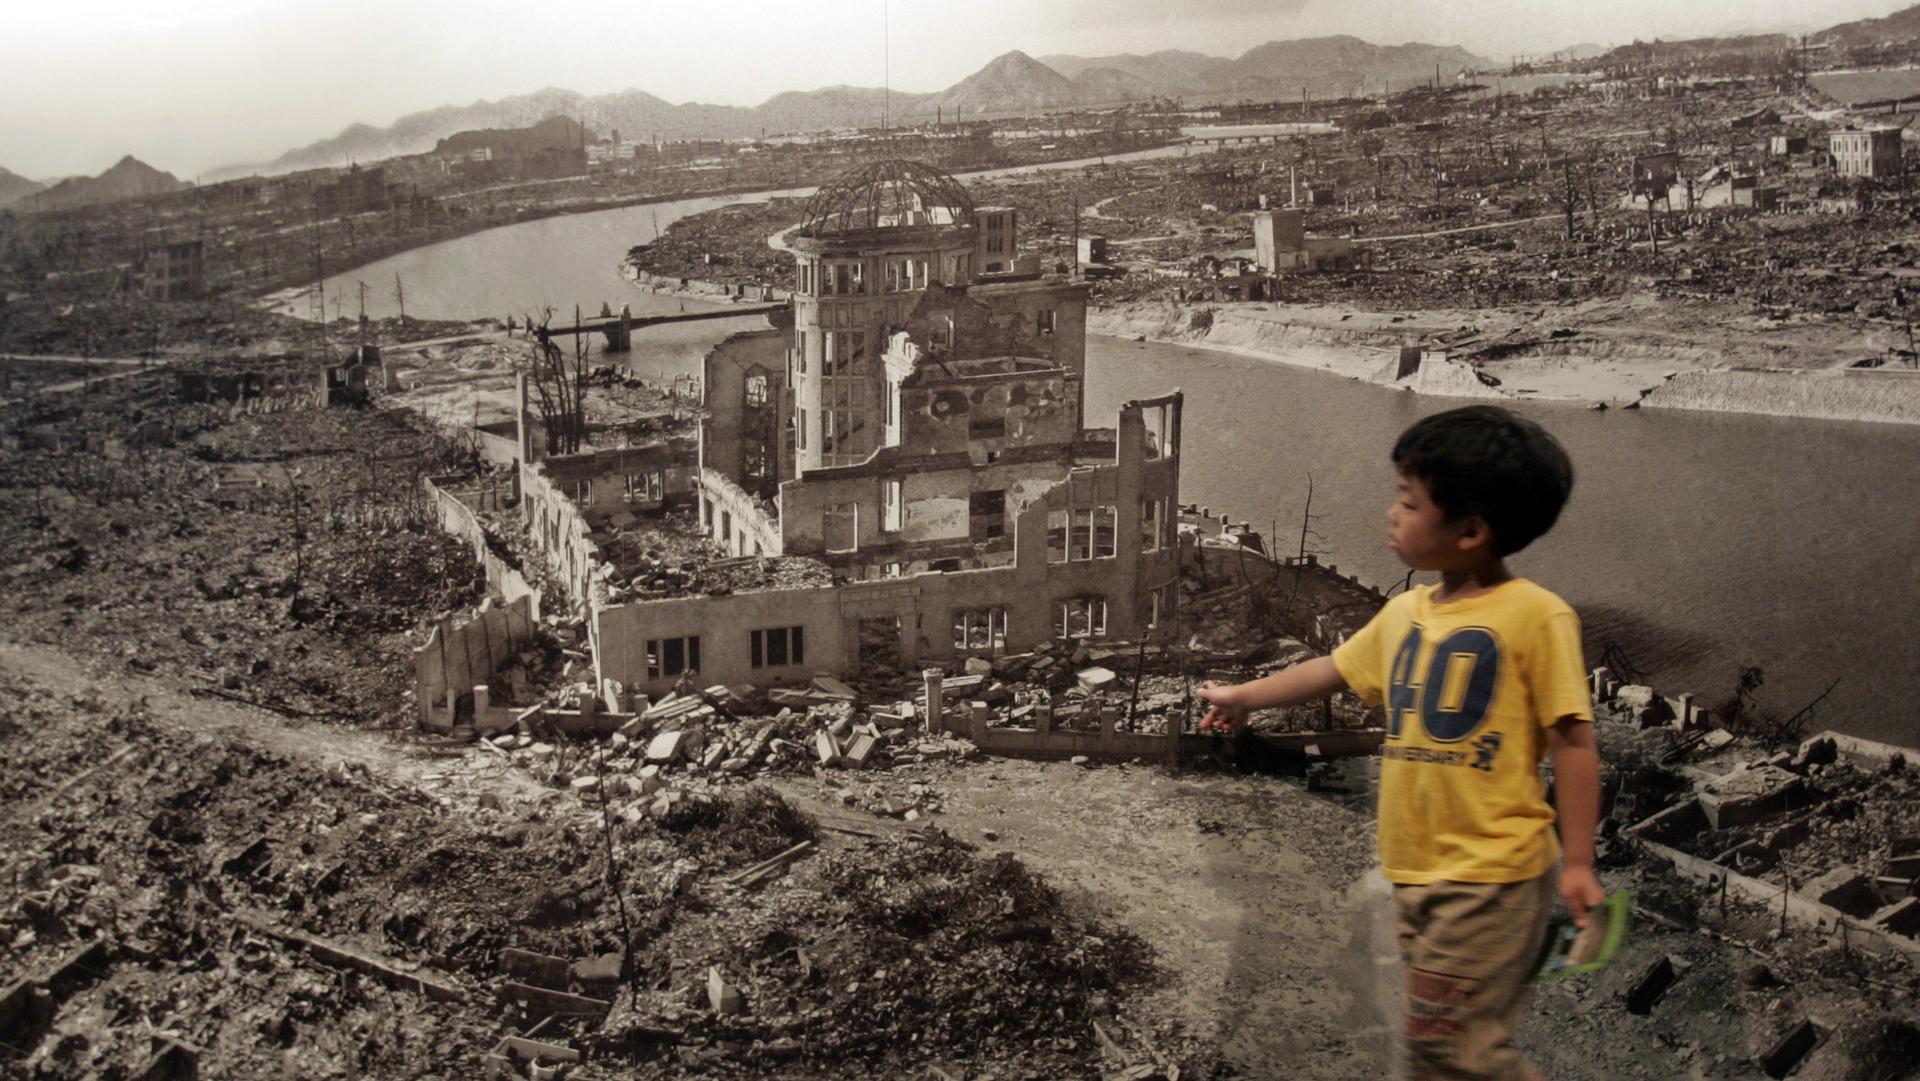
[0,0,1903,180]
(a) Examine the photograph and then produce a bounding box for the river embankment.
[1090,299,1920,426]
[1638,367,1920,423]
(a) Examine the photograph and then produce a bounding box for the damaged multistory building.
[519,160,1184,700]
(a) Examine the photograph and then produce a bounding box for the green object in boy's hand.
[1528,890,1630,983]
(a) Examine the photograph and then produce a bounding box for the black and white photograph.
[3,1,1918,1077]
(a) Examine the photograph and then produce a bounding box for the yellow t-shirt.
[1332,579,1593,885]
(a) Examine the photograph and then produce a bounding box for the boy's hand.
[1560,865,1606,928]
[1196,681,1247,733]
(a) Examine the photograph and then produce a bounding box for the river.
[294,144,1210,325]
[309,164,1920,747]
[1087,338,1920,748]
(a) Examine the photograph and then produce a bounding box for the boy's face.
[1388,472,1470,571]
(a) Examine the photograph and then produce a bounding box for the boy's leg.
[1392,874,1556,1080]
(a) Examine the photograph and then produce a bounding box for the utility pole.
[1562,155,1577,241]
[1070,183,1081,280]
[308,200,325,325]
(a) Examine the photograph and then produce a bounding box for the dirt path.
[0,639,548,813]
[782,755,1398,1078]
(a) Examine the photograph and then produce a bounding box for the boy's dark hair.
[1392,405,1574,557]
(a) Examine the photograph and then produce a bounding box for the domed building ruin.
[541,159,1185,693]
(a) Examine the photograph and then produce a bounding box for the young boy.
[1199,405,1602,1081]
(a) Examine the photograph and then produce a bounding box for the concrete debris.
[707,966,746,1015]
[645,730,687,763]
[1698,764,1805,830]
[1076,666,1118,693]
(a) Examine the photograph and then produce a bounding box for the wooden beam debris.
[728,840,817,888]
[237,915,465,1003]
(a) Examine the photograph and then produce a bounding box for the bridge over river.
[533,303,786,351]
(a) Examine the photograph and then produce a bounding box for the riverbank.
[1090,297,1920,426]
[255,182,813,317]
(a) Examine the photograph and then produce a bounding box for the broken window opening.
[969,489,1006,541]
[743,441,771,483]
[1141,497,1163,552]
[883,479,903,532]
[1047,509,1069,564]
[1056,597,1108,640]
[750,625,805,669]
[1095,506,1116,558]
[570,478,592,503]
[858,616,902,670]
[824,502,858,553]
[625,471,666,503]
[1036,308,1056,336]
[928,558,962,573]
[823,331,866,377]
[1142,402,1172,460]
[1149,583,1176,630]
[646,635,702,680]
[745,374,770,408]
[952,607,1008,652]
[825,261,865,296]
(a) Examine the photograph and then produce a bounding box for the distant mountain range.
[207,36,1492,180]
[1815,1,1920,45]
[15,156,186,213]
[0,166,47,209]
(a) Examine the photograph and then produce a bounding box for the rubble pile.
[595,505,834,600]
[1633,736,1920,939]
[603,829,1156,1074]
[0,382,483,725]
[480,673,979,827]
[0,681,508,1078]
[0,650,1169,1079]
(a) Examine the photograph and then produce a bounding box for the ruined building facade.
[579,159,1184,695]
[1829,126,1903,179]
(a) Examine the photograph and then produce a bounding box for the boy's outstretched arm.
[1196,655,1348,730]
[1546,717,1606,926]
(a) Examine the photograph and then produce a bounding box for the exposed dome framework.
[800,159,975,236]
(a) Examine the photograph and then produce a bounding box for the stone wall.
[414,594,538,730]
[424,476,541,614]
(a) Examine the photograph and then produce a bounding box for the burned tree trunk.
[524,307,589,457]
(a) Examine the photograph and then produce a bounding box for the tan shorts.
[1393,874,1555,1081]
